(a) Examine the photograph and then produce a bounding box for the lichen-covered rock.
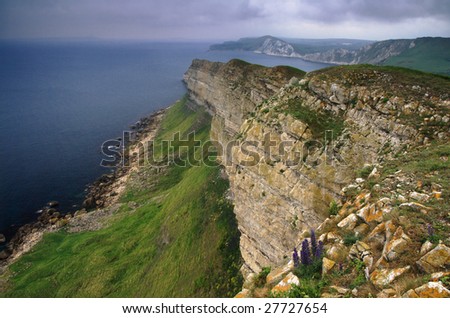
[431,272,450,281]
[420,241,434,256]
[337,213,359,230]
[402,289,419,298]
[235,289,251,298]
[413,282,450,298]
[417,244,450,273]
[326,243,348,262]
[349,241,371,260]
[329,285,350,295]
[322,257,336,276]
[370,266,410,289]
[377,288,397,298]
[409,191,430,202]
[399,202,431,213]
[357,204,383,223]
[266,261,294,285]
[326,232,343,243]
[271,272,300,294]
[382,226,411,262]
[353,223,370,237]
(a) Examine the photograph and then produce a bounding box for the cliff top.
[308,64,450,100]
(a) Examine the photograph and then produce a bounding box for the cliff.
[184,59,450,292]
[301,39,413,65]
[210,36,300,58]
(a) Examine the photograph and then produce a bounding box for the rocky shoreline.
[0,108,166,269]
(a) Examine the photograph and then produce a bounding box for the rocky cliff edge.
[184,59,450,297]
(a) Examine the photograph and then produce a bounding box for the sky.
[0,0,449,41]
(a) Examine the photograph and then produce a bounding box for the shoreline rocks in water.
[0,107,166,267]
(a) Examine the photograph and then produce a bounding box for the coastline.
[0,107,166,271]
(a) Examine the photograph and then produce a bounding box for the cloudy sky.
[1,0,449,41]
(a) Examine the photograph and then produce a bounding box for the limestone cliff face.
[184,59,304,150]
[184,60,450,274]
[300,39,413,65]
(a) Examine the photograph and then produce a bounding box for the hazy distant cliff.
[211,36,450,75]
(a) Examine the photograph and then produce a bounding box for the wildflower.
[300,239,311,265]
[293,247,300,267]
[315,241,324,260]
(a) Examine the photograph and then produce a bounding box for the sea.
[0,40,331,247]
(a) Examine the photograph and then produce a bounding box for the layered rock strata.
[184,59,449,273]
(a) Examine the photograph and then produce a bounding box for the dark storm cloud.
[0,0,449,39]
[296,0,450,23]
[0,0,265,31]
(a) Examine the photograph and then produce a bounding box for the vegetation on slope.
[246,140,449,298]
[1,98,243,297]
[383,37,450,76]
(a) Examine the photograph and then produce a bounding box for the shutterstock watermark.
[100,130,348,170]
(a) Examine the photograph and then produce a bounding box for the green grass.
[254,267,271,287]
[1,97,242,297]
[285,97,345,139]
[382,142,450,247]
[383,37,450,76]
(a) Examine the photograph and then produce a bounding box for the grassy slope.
[1,98,242,297]
[383,38,450,76]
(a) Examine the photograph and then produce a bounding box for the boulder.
[409,191,430,203]
[399,202,431,213]
[349,241,371,260]
[47,200,59,208]
[326,243,348,262]
[349,241,373,270]
[431,272,450,281]
[420,241,434,256]
[402,289,419,298]
[382,226,411,262]
[367,222,386,246]
[329,285,350,295]
[326,232,342,243]
[0,249,11,260]
[370,266,410,289]
[337,213,359,231]
[0,233,5,243]
[235,289,251,298]
[413,282,450,298]
[271,273,300,294]
[377,288,397,298]
[266,261,294,285]
[356,203,383,223]
[322,257,336,276]
[353,223,370,237]
[417,244,450,273]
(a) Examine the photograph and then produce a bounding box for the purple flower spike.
[293,248,300,267]
[315,241,324,260]
[300,239,311,266]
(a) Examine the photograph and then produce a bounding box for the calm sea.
[0,40,331,245]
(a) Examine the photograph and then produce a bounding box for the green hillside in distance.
[210,36,450,75]
[383,37,450,76]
